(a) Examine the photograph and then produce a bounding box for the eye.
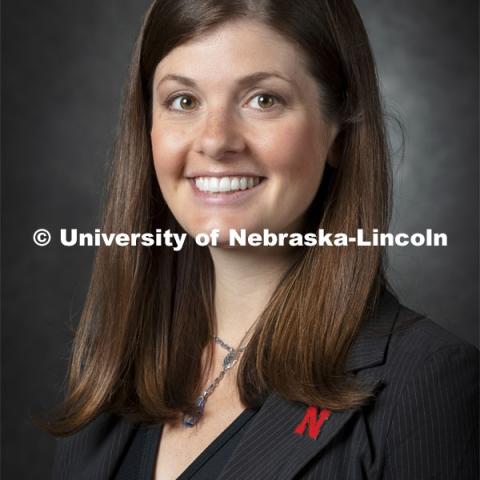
[164,94,198,112]
[247,93,283,110]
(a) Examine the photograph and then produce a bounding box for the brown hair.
[42,0,392,436]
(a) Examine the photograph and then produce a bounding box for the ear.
[326,124,341,168]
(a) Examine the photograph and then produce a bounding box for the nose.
[192,108,245,160]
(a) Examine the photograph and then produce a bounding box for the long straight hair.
[43,0,392,436]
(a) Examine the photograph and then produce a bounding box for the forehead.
[153,19,310,84]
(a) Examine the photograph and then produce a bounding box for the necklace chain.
[213,335,247,354]
[182,333,251,427]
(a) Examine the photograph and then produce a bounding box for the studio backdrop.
[2,0,478,478]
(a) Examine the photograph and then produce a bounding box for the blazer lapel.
[218,290,401,480]
[217,391,363,480]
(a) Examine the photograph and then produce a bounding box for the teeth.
[231,177,240,190]
[194,176,262,193]
[209,177,219,192]
[219,177,230,192]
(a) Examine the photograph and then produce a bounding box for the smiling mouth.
[191,176,266,194]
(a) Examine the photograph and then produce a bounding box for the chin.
[189,224,260,248]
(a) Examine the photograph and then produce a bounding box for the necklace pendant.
[223,351,237,370]
[182,413,198,427]
[183,395,205,427]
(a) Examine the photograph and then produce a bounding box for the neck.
[208,245,299,348]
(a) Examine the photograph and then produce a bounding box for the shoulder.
[349,289,478,384]
[52,412,137,480]
[386,299,478,379]
[373,294,479,410]
[371,297,479,479]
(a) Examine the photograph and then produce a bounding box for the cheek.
[255,117,330,230]
[259,118,328,183]
[150,125,188,182]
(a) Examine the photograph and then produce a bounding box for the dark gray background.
[2,1,478,478]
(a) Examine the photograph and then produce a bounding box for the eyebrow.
[155,71,294,90]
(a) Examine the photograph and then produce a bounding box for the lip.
[188,177,266,205]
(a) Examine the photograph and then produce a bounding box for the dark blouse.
[115,407,258,479]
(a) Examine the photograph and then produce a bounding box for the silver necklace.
[182,335,247,427]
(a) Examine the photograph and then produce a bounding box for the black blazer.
[51,291,479,479]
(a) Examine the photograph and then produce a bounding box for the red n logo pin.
[294,406,331,440]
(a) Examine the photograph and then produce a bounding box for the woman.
[45,1,479,479]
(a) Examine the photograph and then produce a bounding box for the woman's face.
[150,19,337,245]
